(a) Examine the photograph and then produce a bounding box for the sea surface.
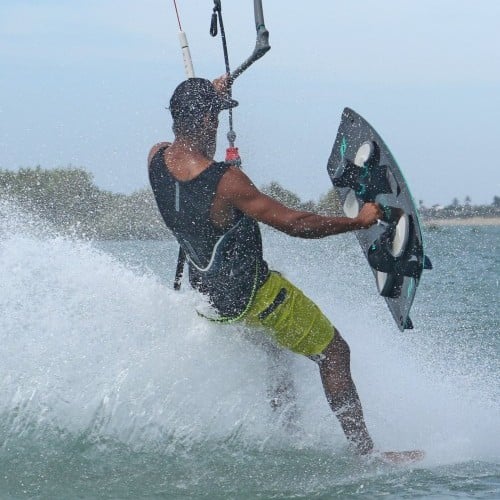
[1,201,499,499]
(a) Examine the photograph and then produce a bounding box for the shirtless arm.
[217,167,382,238]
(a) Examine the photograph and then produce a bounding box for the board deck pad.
[327,107,432,331]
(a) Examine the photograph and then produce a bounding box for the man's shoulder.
[147,142,171,167]
[218,165,258,198]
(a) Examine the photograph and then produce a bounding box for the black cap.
[169,78,238,121]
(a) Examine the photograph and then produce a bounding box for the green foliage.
[260,181,340,214]
[261,181,340,215]
[317,188,342,216]
[419,195,500,219]
[0,167,170,240]
[95,188,170,240]
[261,181,303,209]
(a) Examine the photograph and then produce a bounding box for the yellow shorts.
[242,271,335,356]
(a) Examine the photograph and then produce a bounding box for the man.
[148,76,415,460]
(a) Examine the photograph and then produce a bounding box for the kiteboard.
[327,107,432,331]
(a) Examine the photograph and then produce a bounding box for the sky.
[1,0,499,206]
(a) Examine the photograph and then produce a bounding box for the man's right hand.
[356,202,383,228]
[212,74,232,96]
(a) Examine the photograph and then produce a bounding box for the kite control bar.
[210,0,270,165]
[231,0,270,81]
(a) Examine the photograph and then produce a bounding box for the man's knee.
[323,330,350,363]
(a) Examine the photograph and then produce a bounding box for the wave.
[0,201,498,467]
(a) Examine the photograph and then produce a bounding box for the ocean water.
[0,201,499,499]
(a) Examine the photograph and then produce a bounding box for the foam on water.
[0,201,498,472]
[0,202,313,454]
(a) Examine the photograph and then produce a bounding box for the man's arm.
[217,167,382,238]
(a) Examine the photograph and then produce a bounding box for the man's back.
[148,143,268,319]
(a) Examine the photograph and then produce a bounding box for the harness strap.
[196,260,263,323]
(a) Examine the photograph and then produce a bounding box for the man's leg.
[265,342,299,429]
[315,331,374,455]
[244,324,299,427]
[243,271,373,451]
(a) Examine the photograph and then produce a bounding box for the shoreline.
[423,216,500,227]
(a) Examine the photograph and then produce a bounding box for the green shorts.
[242,271,336,356]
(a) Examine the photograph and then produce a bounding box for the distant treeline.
[1,167,497,240]
[0,167,342,240]
[0,167,170,240]
[419,196,500,220]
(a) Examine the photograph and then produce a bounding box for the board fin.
[403,316,414,329]
[423,255,433,270]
